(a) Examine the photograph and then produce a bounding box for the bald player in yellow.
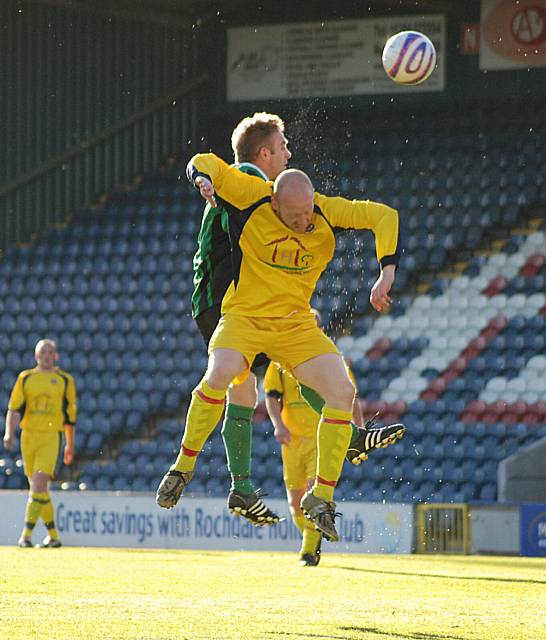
[3,339,77,548]
[157,155,399,542]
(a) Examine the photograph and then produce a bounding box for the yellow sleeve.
[63,373,78,425]
[187,153,272,210]
[263,362,283,396]
[8,373,26,413]
[314,192,400,268]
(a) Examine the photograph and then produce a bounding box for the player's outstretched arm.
[186,152,270,210]
[315,192,400,313]
[370,264,396,313]
[315,192,400,263]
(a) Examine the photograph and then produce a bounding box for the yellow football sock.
[293,513,306,534]
[22,491,49,539]
[172,380,227,473]
[301,524,322,555]
[313,406,352,502]
[41,494,60,540]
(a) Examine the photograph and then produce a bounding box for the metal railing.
[416,503,470,554]
[0,75,205,254]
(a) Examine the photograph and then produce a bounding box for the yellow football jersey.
[188,153,400,318]
[8,368,77,433]
[263,362,319,438]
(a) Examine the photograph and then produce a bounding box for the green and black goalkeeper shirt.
[191,162,268,318]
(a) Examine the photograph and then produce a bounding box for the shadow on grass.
[330,565,546,585]
[266,628,465,640]
[340,628,465,639]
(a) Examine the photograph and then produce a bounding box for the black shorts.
[194,304,270,373]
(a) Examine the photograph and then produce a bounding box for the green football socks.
[221,403,255,495]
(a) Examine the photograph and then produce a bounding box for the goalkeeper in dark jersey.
[191,113,291,525]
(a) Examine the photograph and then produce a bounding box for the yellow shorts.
[281,435,317,490]
[209,312,339,377]
[21,430,64,478]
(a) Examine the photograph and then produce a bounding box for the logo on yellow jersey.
[264,236,314,272]
[32,393,51,413]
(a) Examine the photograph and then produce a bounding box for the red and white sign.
[480,0,546,69]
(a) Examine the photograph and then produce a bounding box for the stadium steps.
[336,222,546,503]
[404,205,541,297]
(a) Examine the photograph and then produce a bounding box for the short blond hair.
[35,338,57,355]
[231,112,285,163]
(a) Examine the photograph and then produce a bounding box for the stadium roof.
[29,0,460,29]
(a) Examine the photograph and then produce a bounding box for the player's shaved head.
[273,169,314,200]
[271,169,315,233]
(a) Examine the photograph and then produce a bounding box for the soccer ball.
[382,31,436,85]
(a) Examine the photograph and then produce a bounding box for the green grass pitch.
[1,547,544,640]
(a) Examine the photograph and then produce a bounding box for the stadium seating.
[0,176,208,490]
[337,223,546,502]
[0,99,544,504]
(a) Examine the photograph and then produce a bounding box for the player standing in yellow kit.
[3,339,77,548]
[157,153,401,543]
[264,310,364,565]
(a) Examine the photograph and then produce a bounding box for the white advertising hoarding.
[480,0,546,69]
[0,491,414,553]
[227,15,445,100]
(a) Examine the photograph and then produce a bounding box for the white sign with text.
[227,15,445,100]
[0,491,414,553]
